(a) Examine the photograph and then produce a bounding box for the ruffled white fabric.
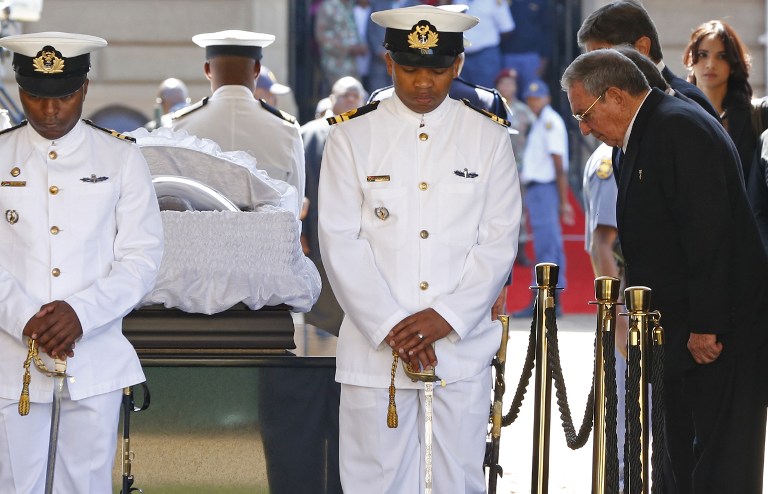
[140,209,321,314]
[127,127,299,216]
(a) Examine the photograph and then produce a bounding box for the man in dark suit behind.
[577,0,719,121]
[562,49,767,494]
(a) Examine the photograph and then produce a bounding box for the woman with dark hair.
[683,19,765,180]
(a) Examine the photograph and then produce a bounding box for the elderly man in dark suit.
[562,48,767,494]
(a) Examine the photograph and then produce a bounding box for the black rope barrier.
[603,329,620,494]
[501,314,537,427]
[650,318,666,494]
[625,344,643,494]
[544,306,595,450]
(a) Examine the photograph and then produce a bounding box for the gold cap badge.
[407,21,439,54]
[32,49,65,74]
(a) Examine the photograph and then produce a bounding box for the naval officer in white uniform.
[171,30,305,214]
[319,6,521,493]
[0,32,163,493]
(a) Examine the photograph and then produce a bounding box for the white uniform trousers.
[339,367,492,494]
[0,383,122,494]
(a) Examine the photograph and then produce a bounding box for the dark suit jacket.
[300,117,330,261]
[662,65,719,120]
[748,129,768,256]
[725,103,760,182]
[617,88,768,376]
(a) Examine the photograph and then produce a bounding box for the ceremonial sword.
[387,346,444,494]
[403,357,442,494]
[18,339,68,494]
[44,357,67,494]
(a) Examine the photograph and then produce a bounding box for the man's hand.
[388,309,453,372]
[22,301,83,359]
[687,333,722,364]
[560,201,575,226]
[491,286,507,321]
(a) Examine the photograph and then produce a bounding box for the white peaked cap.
[0,31,106,57]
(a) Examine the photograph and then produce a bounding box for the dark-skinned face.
[386,54,459,114]
[19,81,88,140]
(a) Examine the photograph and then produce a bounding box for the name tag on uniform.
[366,175,390,182]
[1,181,26,187]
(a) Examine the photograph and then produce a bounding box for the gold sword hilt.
[19,339,69,416]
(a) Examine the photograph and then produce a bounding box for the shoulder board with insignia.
[83,120,136,142]
[0,120,27,137]
[259,99,297,124]
[170,97,208,121]
[460,98,510,127]
[327,100,381,125]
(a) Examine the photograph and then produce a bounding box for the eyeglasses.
[572,91,605,123]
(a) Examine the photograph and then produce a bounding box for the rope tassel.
[387,351,399,428]
[18,338,37,416]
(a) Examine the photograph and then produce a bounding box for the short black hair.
[577,1,663,63]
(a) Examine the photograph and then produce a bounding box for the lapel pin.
[80,174,108,183]
[454,168,478,178]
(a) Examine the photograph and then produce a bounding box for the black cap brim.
[16,72,86,97]
[390,51,456,69]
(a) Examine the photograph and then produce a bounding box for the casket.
[123,129,321,360]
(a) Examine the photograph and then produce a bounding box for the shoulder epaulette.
[368,86,393,101]
[170,97,208,121]
[259,99,297,124]
[83,120,136,142]
[327,100,381,125]
[461,98,510,127]
[0,120,27,137]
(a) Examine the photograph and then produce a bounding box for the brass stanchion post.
[624,286,652,494]
[591,276,620,494]
[531,262,558,494]
[487,314,510,494]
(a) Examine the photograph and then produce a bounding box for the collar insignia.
[80,174,108,183]
[454,168,478,179]
[32,48,65,75]
[408,21,439,54]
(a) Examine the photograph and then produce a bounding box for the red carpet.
[506,189,595,315]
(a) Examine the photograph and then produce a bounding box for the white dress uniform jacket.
[171,85,306,212]
[319,94,521,389]
[0,120,163,402]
